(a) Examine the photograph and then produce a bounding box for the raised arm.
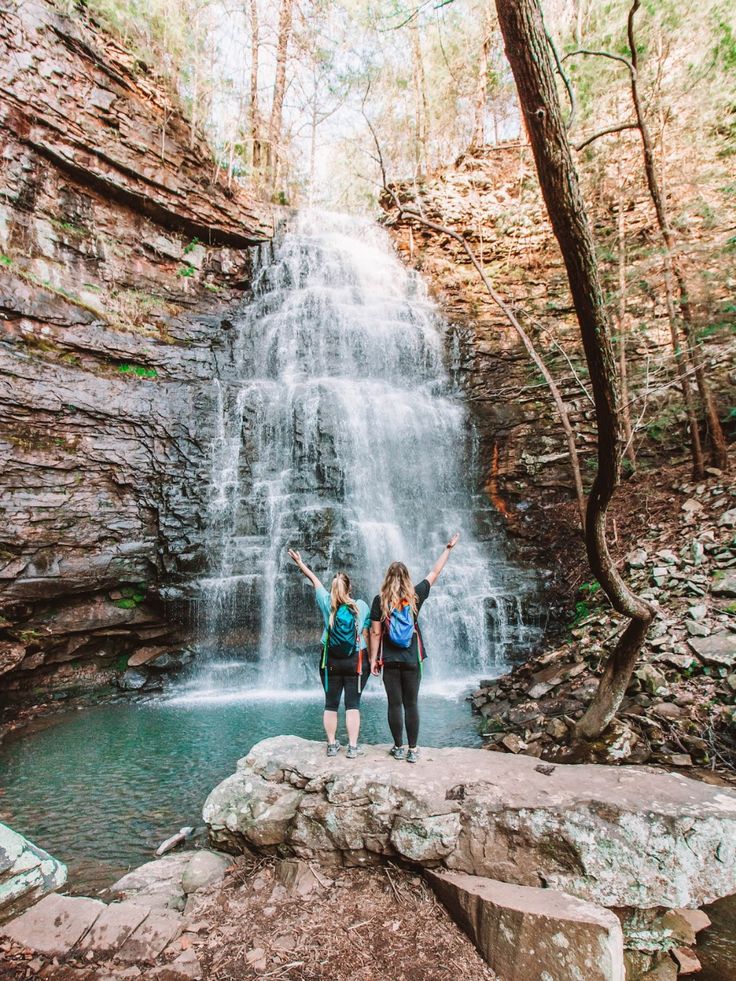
[425,533,460,586]
[287,549,324,591]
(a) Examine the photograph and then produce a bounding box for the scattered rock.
[688,632,736,668]
[671,946,702,974]
[712,571,736,597]
[427,870,625,981]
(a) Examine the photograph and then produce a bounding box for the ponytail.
[329,572,360,626]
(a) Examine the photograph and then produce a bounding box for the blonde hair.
[379,562,417,619]
[329,572,360,627]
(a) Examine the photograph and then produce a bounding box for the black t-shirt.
[371,579,431,664]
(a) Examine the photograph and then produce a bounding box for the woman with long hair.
[369,534,459,763]
[288,549,371,758]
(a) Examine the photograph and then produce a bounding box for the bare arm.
[369,620,382,673]
[425,532,460,586]
[287,549,324,591]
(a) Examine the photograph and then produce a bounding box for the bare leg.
[323,710,338,743]
[346,709,360,747]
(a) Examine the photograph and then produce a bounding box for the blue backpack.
[385,603,415,648]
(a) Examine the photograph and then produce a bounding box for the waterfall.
[192,211,542,693]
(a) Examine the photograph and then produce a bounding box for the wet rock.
[427,870,625,981]
[204,736,736,910]
[0,823,67,922]
[119,668,150,691]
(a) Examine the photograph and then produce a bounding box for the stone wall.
[0,0,273,693]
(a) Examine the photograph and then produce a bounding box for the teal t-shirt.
[315,586,370,651]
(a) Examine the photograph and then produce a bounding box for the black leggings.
[320,656,368,712]
[382,662,421,748]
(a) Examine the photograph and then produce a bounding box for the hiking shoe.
[390,745,406,761]
[326,742,341,757]
[406,748,420,764]
[346,744,364,759]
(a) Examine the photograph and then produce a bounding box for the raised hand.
[447,532,460,550]
[288,548,303,567]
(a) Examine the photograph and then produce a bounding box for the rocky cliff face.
[0,0,273,696]
[384,146,736,544]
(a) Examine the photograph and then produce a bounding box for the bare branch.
[545,30,576,130]
[574,121,638,151]
[562,47,634,77]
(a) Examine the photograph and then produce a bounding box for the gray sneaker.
[390,745,406,761]
[346,744,364,759]
[406,748,420,764]
[326,742,341,757]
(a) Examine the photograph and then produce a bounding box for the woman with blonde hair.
[369,534,459,763]
[288,549,371,758]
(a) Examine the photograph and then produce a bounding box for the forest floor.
[0,856,497,980]
[475,457,736,778]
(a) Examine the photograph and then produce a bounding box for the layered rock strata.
[0,0,273,691]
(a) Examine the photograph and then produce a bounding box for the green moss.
[117,363,158,379]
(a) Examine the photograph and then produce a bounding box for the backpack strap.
[321,630,329,691]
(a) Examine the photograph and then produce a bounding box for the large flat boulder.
[0,823,67,923]
[427,870,625,981]
[203,736,736,910]
[2,893,105,956]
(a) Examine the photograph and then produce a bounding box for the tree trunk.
[615,188,636,471]
[494,0,654,738]
[625,1,726,472]
[249,0,262,171]
[410,19,430,175]
[267,0,294,188]
[471,11,492,148]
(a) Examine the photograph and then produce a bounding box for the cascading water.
[190,210,543,694]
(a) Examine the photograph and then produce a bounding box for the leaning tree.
[494,0,655,738]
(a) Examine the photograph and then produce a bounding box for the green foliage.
[177,264,196,278]
[117,363,158,379]
[183,237,201,255]
[111,583,147,609]
[0,254,11,266]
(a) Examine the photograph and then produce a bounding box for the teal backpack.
[326,604,359,657]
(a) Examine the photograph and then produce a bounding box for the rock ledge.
[204,735,736,911]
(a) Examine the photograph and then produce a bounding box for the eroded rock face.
[0,0,273,687]
[0,822,67,923]
[204,736,736,912]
